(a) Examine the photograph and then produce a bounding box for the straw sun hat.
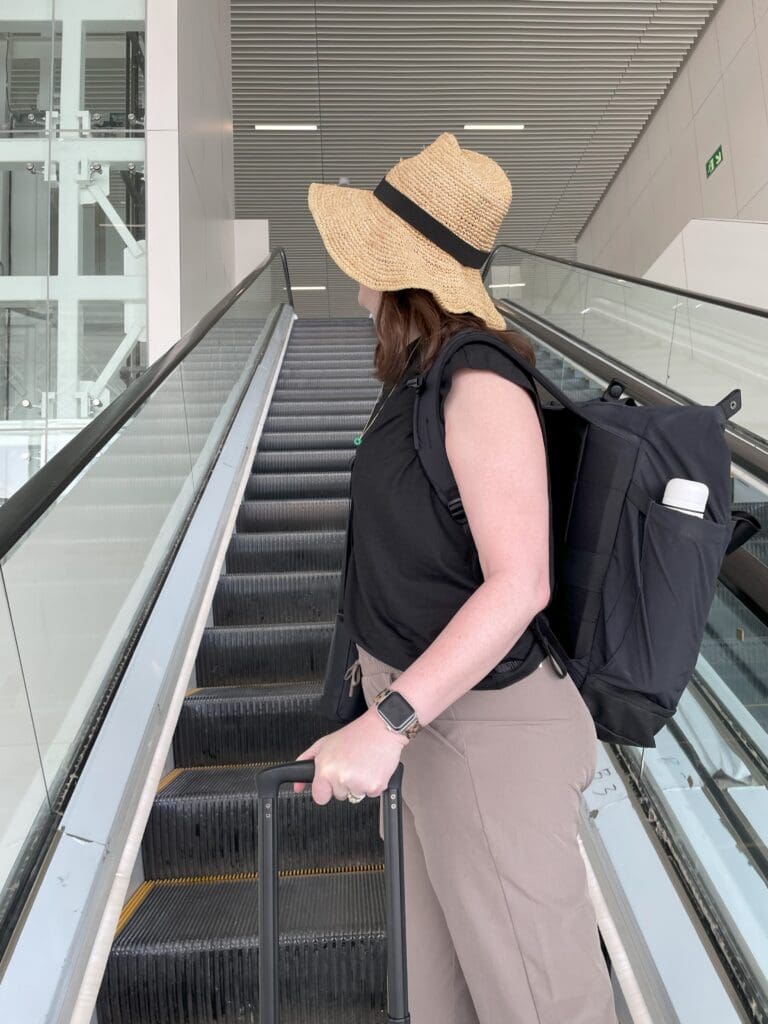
[307,131,512,330]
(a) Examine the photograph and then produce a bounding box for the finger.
[332,779,351,802]
[293,742,322,793]
[312,774,333,806]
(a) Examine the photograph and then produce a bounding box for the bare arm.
[373,366,551,730]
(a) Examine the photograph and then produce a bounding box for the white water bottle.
[662,478,709,518]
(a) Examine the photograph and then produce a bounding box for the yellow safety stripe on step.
[115,881,155,936]
[156,768,183,793]
[139,863,386,890]
[183,759,285,771]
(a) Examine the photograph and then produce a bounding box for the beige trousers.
[354,642,619,1024]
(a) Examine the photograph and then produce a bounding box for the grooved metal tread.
[144,764,382,878]
[184,680,322,703]
[173,680,334,767]
[112,869,386,947]
[99,872,389,1024]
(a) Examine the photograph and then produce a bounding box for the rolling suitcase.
[257,759,411,1023]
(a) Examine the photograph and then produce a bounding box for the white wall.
[145,0,182,361]
[145,0,235,361]
[577,0,768,282]
[644,218,768,308]
[234,219,270,283]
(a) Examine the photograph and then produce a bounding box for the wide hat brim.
[307,180,507,330]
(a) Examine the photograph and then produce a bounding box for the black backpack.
[408,328,761,747]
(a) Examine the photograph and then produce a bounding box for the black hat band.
[373,176,491,270]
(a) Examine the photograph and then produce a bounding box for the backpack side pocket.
[587,498,730,743]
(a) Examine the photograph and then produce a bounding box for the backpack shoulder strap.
[411,328,562,666]
[411,327,571,526]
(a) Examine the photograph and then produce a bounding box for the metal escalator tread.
[143,765,382,878]
[97,317,388,1024]
[98,870,389,1024]
[193,622,334,686]
[174,682,332,766]
[211,571,340,625]
[225,529,346,573]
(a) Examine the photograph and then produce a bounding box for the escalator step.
[143,765,381,878]
[211,571,339,626]
[244,471,351,500]
[96,871,388,1024]
[194,622,333,686]
[279,367,377,380]
[274,377,379,391]
[235,498,349,531]
[258,431,360,451]
[252,450,355,473]
[271,386,379,400]
[263,414,370,432]
[225,530,346,574]
[267,400,375,415]
[174,682,330,767]
[282,354,374,365]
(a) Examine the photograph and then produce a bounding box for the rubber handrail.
[483,243,768,320]
[0,248,293,562]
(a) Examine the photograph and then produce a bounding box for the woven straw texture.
[307,131,512,329]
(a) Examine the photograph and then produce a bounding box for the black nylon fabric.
[343,338,546,685]
[541,394,735,745]
[405,328,748,747]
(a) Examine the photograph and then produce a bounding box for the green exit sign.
[706,144,724,178]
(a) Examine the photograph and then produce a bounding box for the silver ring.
[346,791,365,803]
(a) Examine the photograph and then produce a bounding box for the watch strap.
[374,687,422,740]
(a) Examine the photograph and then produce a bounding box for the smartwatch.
[373,688,422,740]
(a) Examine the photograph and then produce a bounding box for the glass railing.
[484,245,768,441]
[487,264,768,1014]
[0,249,292,948]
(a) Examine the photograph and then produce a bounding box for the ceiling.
[231,0,719,321]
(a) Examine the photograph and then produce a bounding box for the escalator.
[97,318,389,1024]
[2,244,768,1024]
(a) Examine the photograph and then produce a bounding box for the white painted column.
[145,0,182,361]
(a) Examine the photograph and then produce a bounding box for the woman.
[294,131,618,1024]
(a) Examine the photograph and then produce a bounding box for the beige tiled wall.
[577,0,768,277]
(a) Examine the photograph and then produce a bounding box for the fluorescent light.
[487,282,525,289]
[580,308,591,315]
[463,123,525,131]
[284,285,326,291]
[254,124,318,130]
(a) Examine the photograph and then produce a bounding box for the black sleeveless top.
[344,335,548,688]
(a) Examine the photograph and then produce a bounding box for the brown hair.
[372,287,536,388]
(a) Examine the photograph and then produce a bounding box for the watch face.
[379,691,415,730]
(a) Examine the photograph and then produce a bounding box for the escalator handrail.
[484,243,768,320]
[0,247,293,563]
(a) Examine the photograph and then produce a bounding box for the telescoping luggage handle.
[257,760,411,1024]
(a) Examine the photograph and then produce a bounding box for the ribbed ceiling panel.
[231,0,718,321]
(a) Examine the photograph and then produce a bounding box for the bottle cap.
[662,478,709,516]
